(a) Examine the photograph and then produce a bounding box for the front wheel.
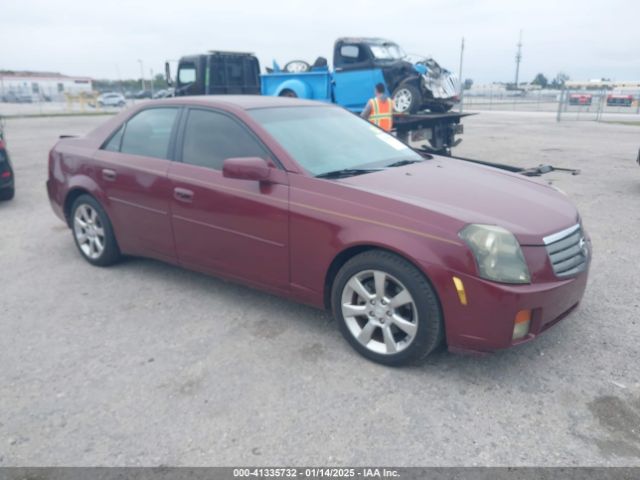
[331,250,444,365]
[70,194,121,266]
[392,84,421,114]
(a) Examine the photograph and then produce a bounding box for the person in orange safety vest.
[360,83,394,132]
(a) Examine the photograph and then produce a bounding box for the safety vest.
[368,97,394,132]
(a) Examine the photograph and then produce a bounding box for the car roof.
[149,95,330,110]
[336,37,395,45]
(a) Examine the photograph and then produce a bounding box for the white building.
[0,71,93,101]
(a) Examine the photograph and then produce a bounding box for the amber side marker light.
[452,276,467,306]
[513,309,532,340]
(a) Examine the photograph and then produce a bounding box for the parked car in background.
[96,92,126,108]
[569,93,592,106]
[607,94,633,107]
[0,123,15,201]
[2,91,33,103]
[152,89,173,99]
[134,90,153,99]
[47,96,590,365]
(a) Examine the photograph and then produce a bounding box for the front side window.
[119,108,178,159]
[181,109,269,170]
[249,106,421,176]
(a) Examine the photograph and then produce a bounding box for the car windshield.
[249,106,422,176]
[369,43,405,60]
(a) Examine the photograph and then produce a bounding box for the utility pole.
[514,30,523,89]
[137,59,145,91]
[458,37,465,113]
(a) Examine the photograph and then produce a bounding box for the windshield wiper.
[385,159,424,168]
[316,168,383,179]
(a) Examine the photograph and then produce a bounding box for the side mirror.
[165,61,173,87]
[223,157,272,182]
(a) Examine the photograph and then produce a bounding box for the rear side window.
[103,125,124,152]
[119,108,178,159]
[341,45,359,59]
[181,109,268,170]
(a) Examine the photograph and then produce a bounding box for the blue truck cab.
[261,38,460,113]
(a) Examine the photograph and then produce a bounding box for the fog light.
[512,309,531,340]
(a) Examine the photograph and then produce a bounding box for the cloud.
[0,0,638,82]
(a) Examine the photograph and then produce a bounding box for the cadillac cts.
[47,96,591,365]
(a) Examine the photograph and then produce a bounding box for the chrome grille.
[544,224,589,278]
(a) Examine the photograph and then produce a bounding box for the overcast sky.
[1,0,638,84]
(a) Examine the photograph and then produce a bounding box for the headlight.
[459,224,531,284]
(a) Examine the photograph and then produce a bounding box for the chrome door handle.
[102,169,117,181]
[174,187,194,203]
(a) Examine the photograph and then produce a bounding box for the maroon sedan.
[47,96,591,365]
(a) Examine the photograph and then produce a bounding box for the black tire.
[331,250,444,366]
[70,194,121,266]
[279,89,298,98]
[0,186,14,201]
[392,83,421,114]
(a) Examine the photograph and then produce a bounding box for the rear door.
[168,107,289,289]
[93,106,180,261]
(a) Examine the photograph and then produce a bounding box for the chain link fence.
[556,89,640,122]
[461,87,640,123]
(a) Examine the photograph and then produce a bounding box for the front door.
[168,107,289,290]
[333,43,378,111]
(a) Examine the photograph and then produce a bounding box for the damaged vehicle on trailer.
[261,37,460,113]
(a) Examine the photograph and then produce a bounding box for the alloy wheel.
[73,204,106,260]
[341,269,419,355]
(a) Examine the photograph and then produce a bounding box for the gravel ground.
[0,110,639,466]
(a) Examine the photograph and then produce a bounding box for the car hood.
[339,158,579,245]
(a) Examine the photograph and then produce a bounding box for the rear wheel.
[331,250,444,365]
[279,89,298,98]
[70,194,120,266]
[392,83,421,114]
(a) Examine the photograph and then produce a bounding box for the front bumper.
[427,247,591,354]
